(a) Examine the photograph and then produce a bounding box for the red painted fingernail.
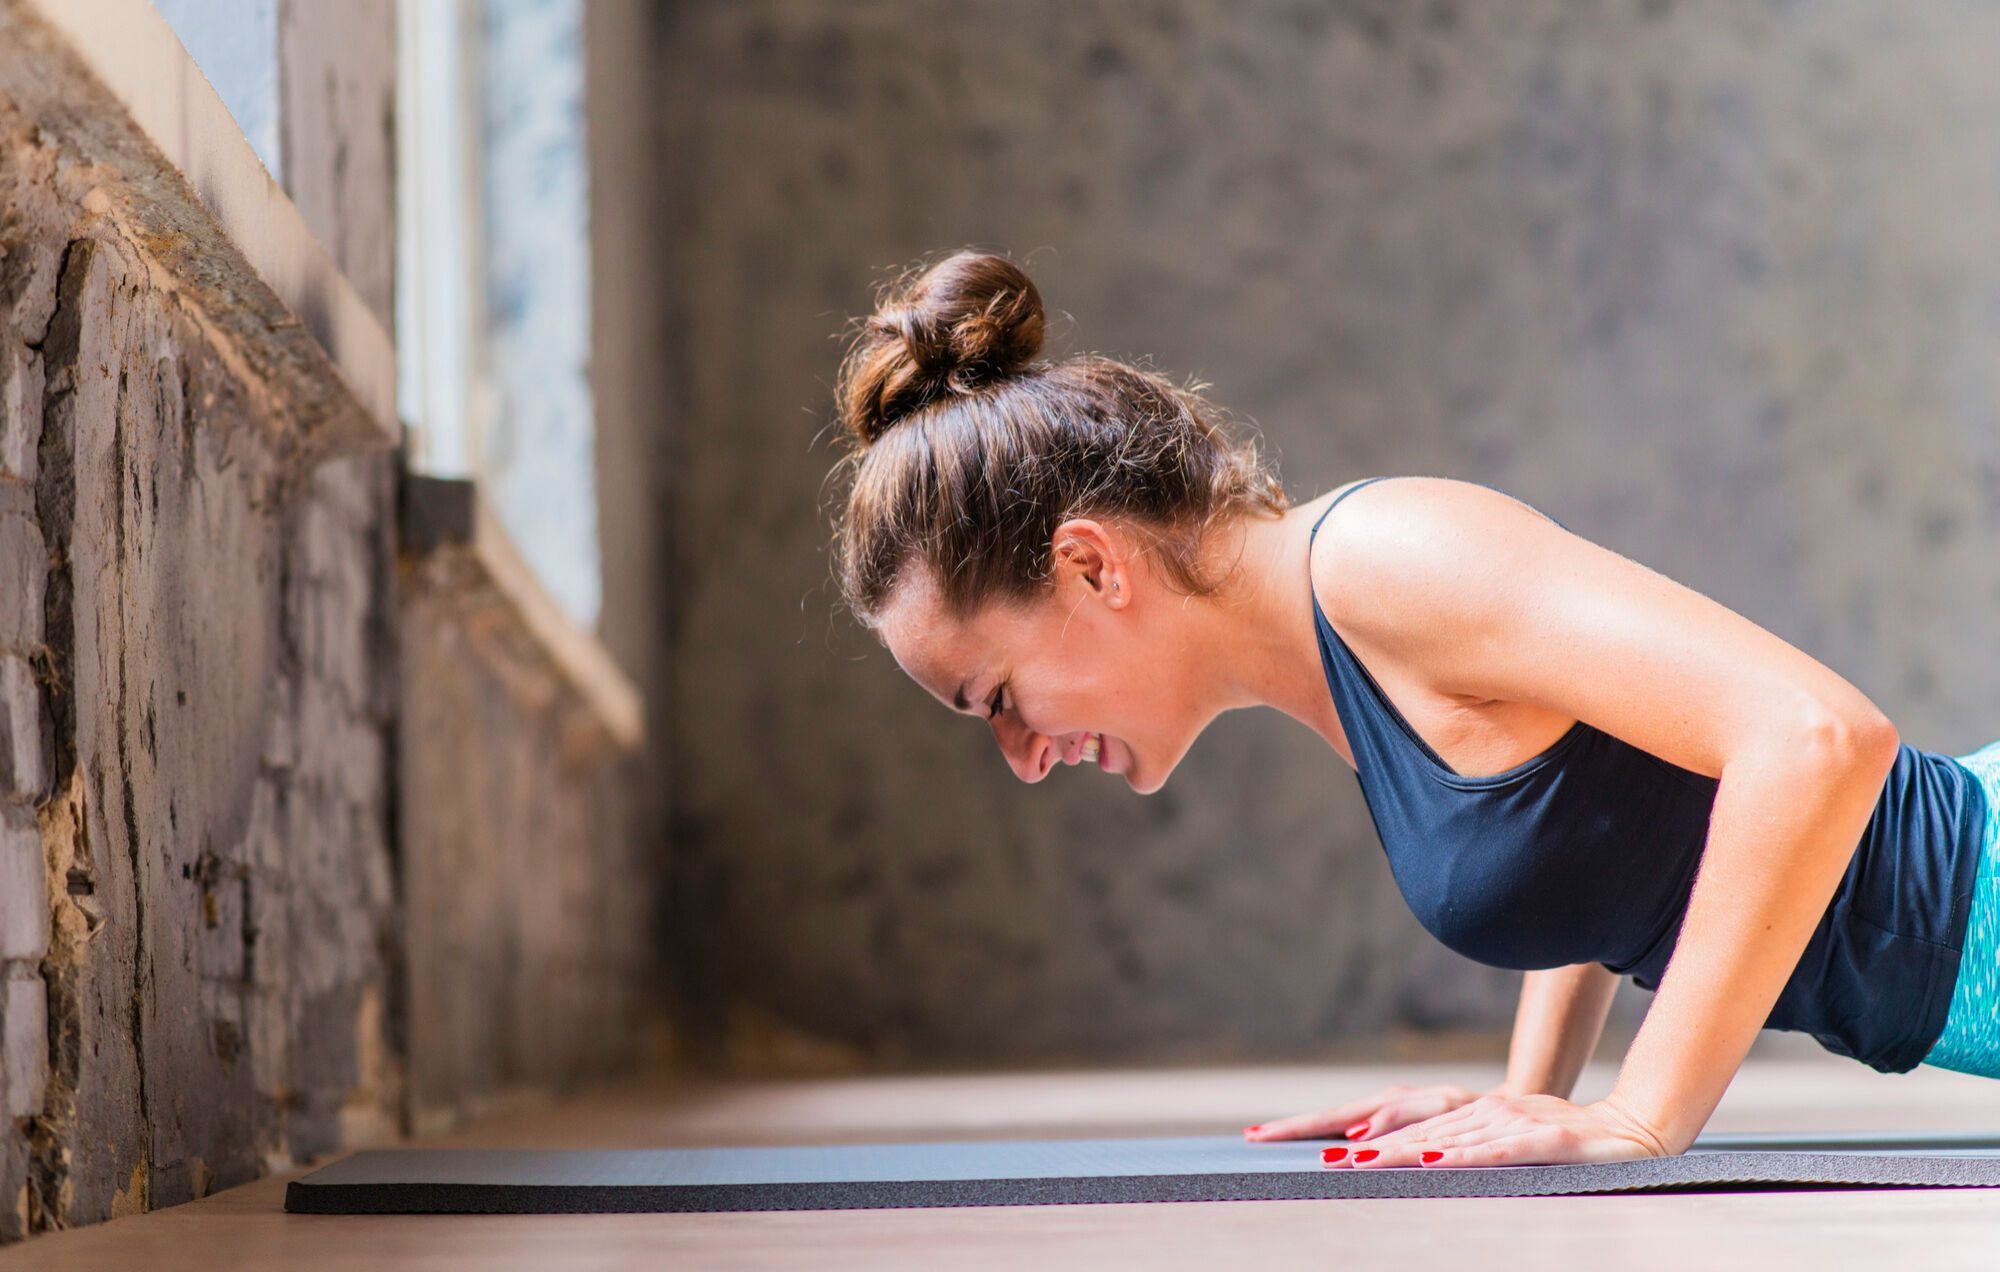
[1321,1146,1348,1163]
[1345,1122,1369,1139]
[1244,1125,1262,1133]
[1353,1150,1379,1163]
[1421,1151,1444,1165]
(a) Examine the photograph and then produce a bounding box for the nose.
[989,710,1056,782]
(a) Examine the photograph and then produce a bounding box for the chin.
[1124,742,1184,796]
[1132,720,1214,794]
[1132,763,1181,796]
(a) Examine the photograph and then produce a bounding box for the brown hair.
[826,249,1289,628]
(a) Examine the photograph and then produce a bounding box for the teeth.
[1079,734,1102,763]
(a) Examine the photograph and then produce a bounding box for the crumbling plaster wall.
[0,130,398,1234]
[657,0,2000,1067]
[0,0,663,1243]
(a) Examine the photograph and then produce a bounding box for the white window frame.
[395,0,486,479]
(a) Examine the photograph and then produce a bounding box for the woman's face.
[875,519,1209,795]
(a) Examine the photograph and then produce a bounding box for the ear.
[1050,518,1129,608]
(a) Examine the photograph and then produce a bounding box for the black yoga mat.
[284,1129,2000,1213]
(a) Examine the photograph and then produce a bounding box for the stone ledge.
[401,475,643,750]
[0,0,398,463]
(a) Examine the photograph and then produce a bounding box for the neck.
[1186,496,1345,750]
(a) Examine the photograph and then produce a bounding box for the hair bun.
[836,251,1046,447]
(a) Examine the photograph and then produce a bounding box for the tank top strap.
[1310,474,1571,543]
[1304,475,1463,776]
[1305,474,1574,782]
[1309,475,1394,544]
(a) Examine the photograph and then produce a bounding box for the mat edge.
[281,1153,2000,1214]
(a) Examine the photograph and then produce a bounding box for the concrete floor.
[11,1052,2000,1269]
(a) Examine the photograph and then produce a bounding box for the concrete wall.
[656,0,2000,1067]
[398,543,654,1131]
[587,0,669,723]
[276,0,397,330]
[586,0,674,1017]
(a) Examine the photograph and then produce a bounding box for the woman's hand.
[1322,1091,1676,1168]
[1243,1082,1489,1143]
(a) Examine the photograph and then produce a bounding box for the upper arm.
[1312,478,1900,780]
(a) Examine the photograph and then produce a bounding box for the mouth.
[1077,732,1116,772]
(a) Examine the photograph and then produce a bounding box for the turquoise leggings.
[1919,740,2000,1077]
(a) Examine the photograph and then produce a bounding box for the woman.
[823,249,2000,1171]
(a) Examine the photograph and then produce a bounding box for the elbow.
[1797,702,1901,775]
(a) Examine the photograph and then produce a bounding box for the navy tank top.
[1308,476,1989,1073]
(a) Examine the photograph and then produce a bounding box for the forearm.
[1603,719,1900,1154]
[1497,962,1622,1099]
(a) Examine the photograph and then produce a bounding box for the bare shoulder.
[1307,475,1564,636]
[1308,477,1894,774]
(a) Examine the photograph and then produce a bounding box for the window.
[153,0,282,175]
[397,0,600,627]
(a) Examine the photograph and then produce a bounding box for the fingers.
[1325,1128,1544,1169]
[1314,1093,1670,1169]
[1244,1084,1413,1141]
[1244,1103,1380,1142]
[1244,1084,1478,1142]
[1360,1094,1493,1147]
[1355,1096,1513,1160]
[1333,1098,1507,1166]
[1346,1087,1478,1139]
[1325,1098,1540,1169]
